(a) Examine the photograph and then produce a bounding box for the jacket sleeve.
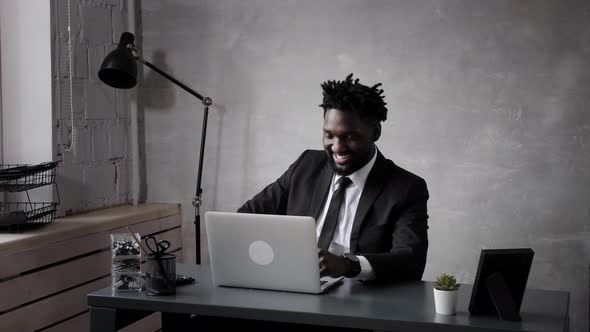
[237,151,308,214]
[363,177,429,282]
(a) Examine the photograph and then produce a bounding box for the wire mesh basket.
[0,162,58,192]
[0,202,58,228]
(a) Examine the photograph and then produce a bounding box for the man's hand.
[318,248,348,278]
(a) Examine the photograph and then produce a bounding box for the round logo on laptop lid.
[248,240,274,265]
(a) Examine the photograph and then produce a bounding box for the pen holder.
[145,253,176,295]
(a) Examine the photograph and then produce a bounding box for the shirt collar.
[333,147,378,191]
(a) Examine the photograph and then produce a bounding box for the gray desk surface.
[88,264,569,332]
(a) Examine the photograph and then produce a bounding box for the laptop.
[205,211,343,294]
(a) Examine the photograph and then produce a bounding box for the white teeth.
[334,154,351,162]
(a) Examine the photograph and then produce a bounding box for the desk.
[88,264,569,332]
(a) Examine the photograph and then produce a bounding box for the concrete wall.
[141,1,589,330]
[52,0,131,215]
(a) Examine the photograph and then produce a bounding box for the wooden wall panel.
[0,251,110,312]
[0,277,110,332]
[41,312,89,332]
[0,213,180,280]
[0,232,106,280]
[0,204,181,332]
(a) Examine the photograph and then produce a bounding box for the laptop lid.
[205,211,342,294]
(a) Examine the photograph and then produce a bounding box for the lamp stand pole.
[193,102,210,265]
[137,57,212,265]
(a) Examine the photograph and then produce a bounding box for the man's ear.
[373,123,381,142]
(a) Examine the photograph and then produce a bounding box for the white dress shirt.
[316,149,378,280]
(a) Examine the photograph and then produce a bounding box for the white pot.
[433,288,458,315]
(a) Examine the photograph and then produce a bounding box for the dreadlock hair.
[319,73,388,124]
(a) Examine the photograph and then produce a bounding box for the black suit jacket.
[238,150,429,282]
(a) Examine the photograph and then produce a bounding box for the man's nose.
[332,138,346,153]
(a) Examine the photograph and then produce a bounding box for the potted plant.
[433,273,460,315]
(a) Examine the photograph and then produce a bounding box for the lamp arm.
[137,58,212,105]
[135,56,212,265]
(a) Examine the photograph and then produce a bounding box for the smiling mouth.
[333,153,352,164]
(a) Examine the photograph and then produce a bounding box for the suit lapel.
[350,151,388,251]
[310,162,334,221]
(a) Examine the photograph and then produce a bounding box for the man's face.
[323,108,377,175]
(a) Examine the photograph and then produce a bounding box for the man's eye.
[324,133,333,139]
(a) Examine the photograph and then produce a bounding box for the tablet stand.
[486,272,522,321]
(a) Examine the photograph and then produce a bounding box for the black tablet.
[468,248,534,321]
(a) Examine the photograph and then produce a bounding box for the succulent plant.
[434,273,460,291]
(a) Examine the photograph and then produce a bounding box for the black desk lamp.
[99,32,211,264]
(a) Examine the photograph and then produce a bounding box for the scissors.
[145,236,171,257]
[144,236,173,293]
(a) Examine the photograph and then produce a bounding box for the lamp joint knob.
[192,196,202,208]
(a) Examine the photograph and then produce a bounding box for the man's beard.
[326,153,357,176]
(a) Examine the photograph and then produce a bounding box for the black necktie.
[318,176,353,250]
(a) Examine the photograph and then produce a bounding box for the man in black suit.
[193,74,429,331]
[238,73,429,283]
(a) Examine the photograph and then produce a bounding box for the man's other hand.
[318,248,348,278]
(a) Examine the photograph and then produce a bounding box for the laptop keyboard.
[320,280,328,286]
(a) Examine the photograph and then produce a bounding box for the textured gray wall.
[53,0,131,215]
[141,1,589,330]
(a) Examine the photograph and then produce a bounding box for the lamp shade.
[98,32,138,89]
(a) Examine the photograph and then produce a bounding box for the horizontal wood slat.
[0,214,180,280]
[0,232,106,280]
[0,277,110,332]
[1,228,182,313]
[111,213,181,239]
[0,251,110,312]
[41,312,89,332]
[0,204,182,332]
[0,203,180,255]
